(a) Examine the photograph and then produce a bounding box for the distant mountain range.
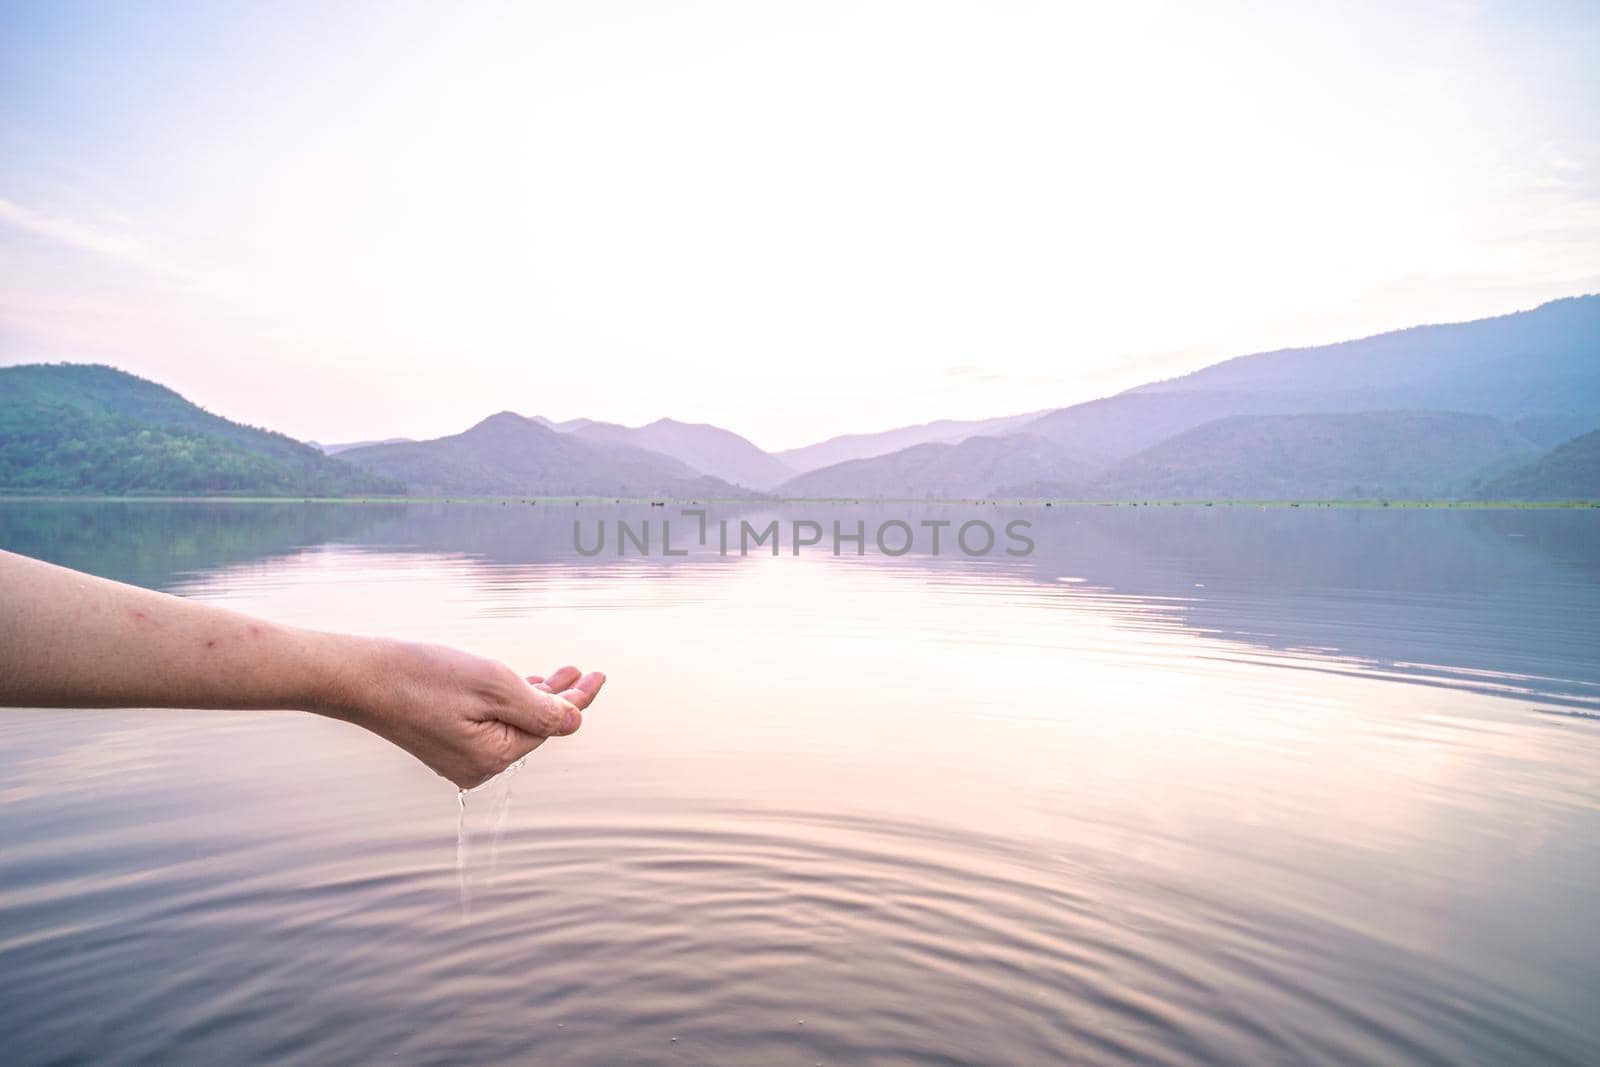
[778,295,1599,500]
[322,416,790,489]
[1024,294,1599,461]
[311,437,412,455]
[557,417,793,490]
[336,412,744,498]
[780,433,1101,499]
[775,410,1053,473]
[2,295,1596,499]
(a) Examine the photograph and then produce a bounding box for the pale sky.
[2,0,1597,451]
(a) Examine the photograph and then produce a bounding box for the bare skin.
[0,550,604,789]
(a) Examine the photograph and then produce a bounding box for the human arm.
[0,549,604,789]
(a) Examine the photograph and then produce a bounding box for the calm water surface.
[1,501,1597,1065]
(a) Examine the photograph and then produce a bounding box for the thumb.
[500,685,582,738]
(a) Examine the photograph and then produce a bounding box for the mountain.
[338,411,749,498]
[530,416,594,432]
[1028,296,1600,460]
[775,296,1597,500]
[312,437,412,455]
[564,417,793,490]
[777,433,1100,499]
[1477,430,1600,501]
[1087,411,1539,500]
[1135,295,1598,405]
[776,410,1053,474]
[0,363,401,496]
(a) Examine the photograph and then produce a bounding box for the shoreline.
[0,494,1596,509]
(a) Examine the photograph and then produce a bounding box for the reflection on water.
[1,501,1597,1065]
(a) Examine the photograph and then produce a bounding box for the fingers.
[555,670,605,710]
[497,688,579,738]
[528,665,581,693]
[498,667,603,739]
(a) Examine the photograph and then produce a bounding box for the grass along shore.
[0,494,1596,508]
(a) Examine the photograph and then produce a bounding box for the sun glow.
[2,1,1596,448]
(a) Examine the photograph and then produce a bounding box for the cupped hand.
[340,639,605,790]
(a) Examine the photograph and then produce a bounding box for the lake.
[1,500,1597,1066]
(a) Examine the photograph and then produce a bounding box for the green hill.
[1090,411,1539,500]
[1477,429,1600,501]
[0,363,402,496]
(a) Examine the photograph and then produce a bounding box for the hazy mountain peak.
[339,411,749,498]
[475,410,534,430]
[778,431,1101,499]
[528,415,593,432]
[775,410,1055,473]
[566,416,793,490]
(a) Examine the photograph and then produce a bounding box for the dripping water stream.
[455,755,528,917]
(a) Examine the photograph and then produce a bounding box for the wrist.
[298,630,392,725]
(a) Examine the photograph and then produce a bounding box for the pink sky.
[3,1,1597,450]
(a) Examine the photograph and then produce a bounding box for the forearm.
[0,549,368,715]
[1,549,604,790]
